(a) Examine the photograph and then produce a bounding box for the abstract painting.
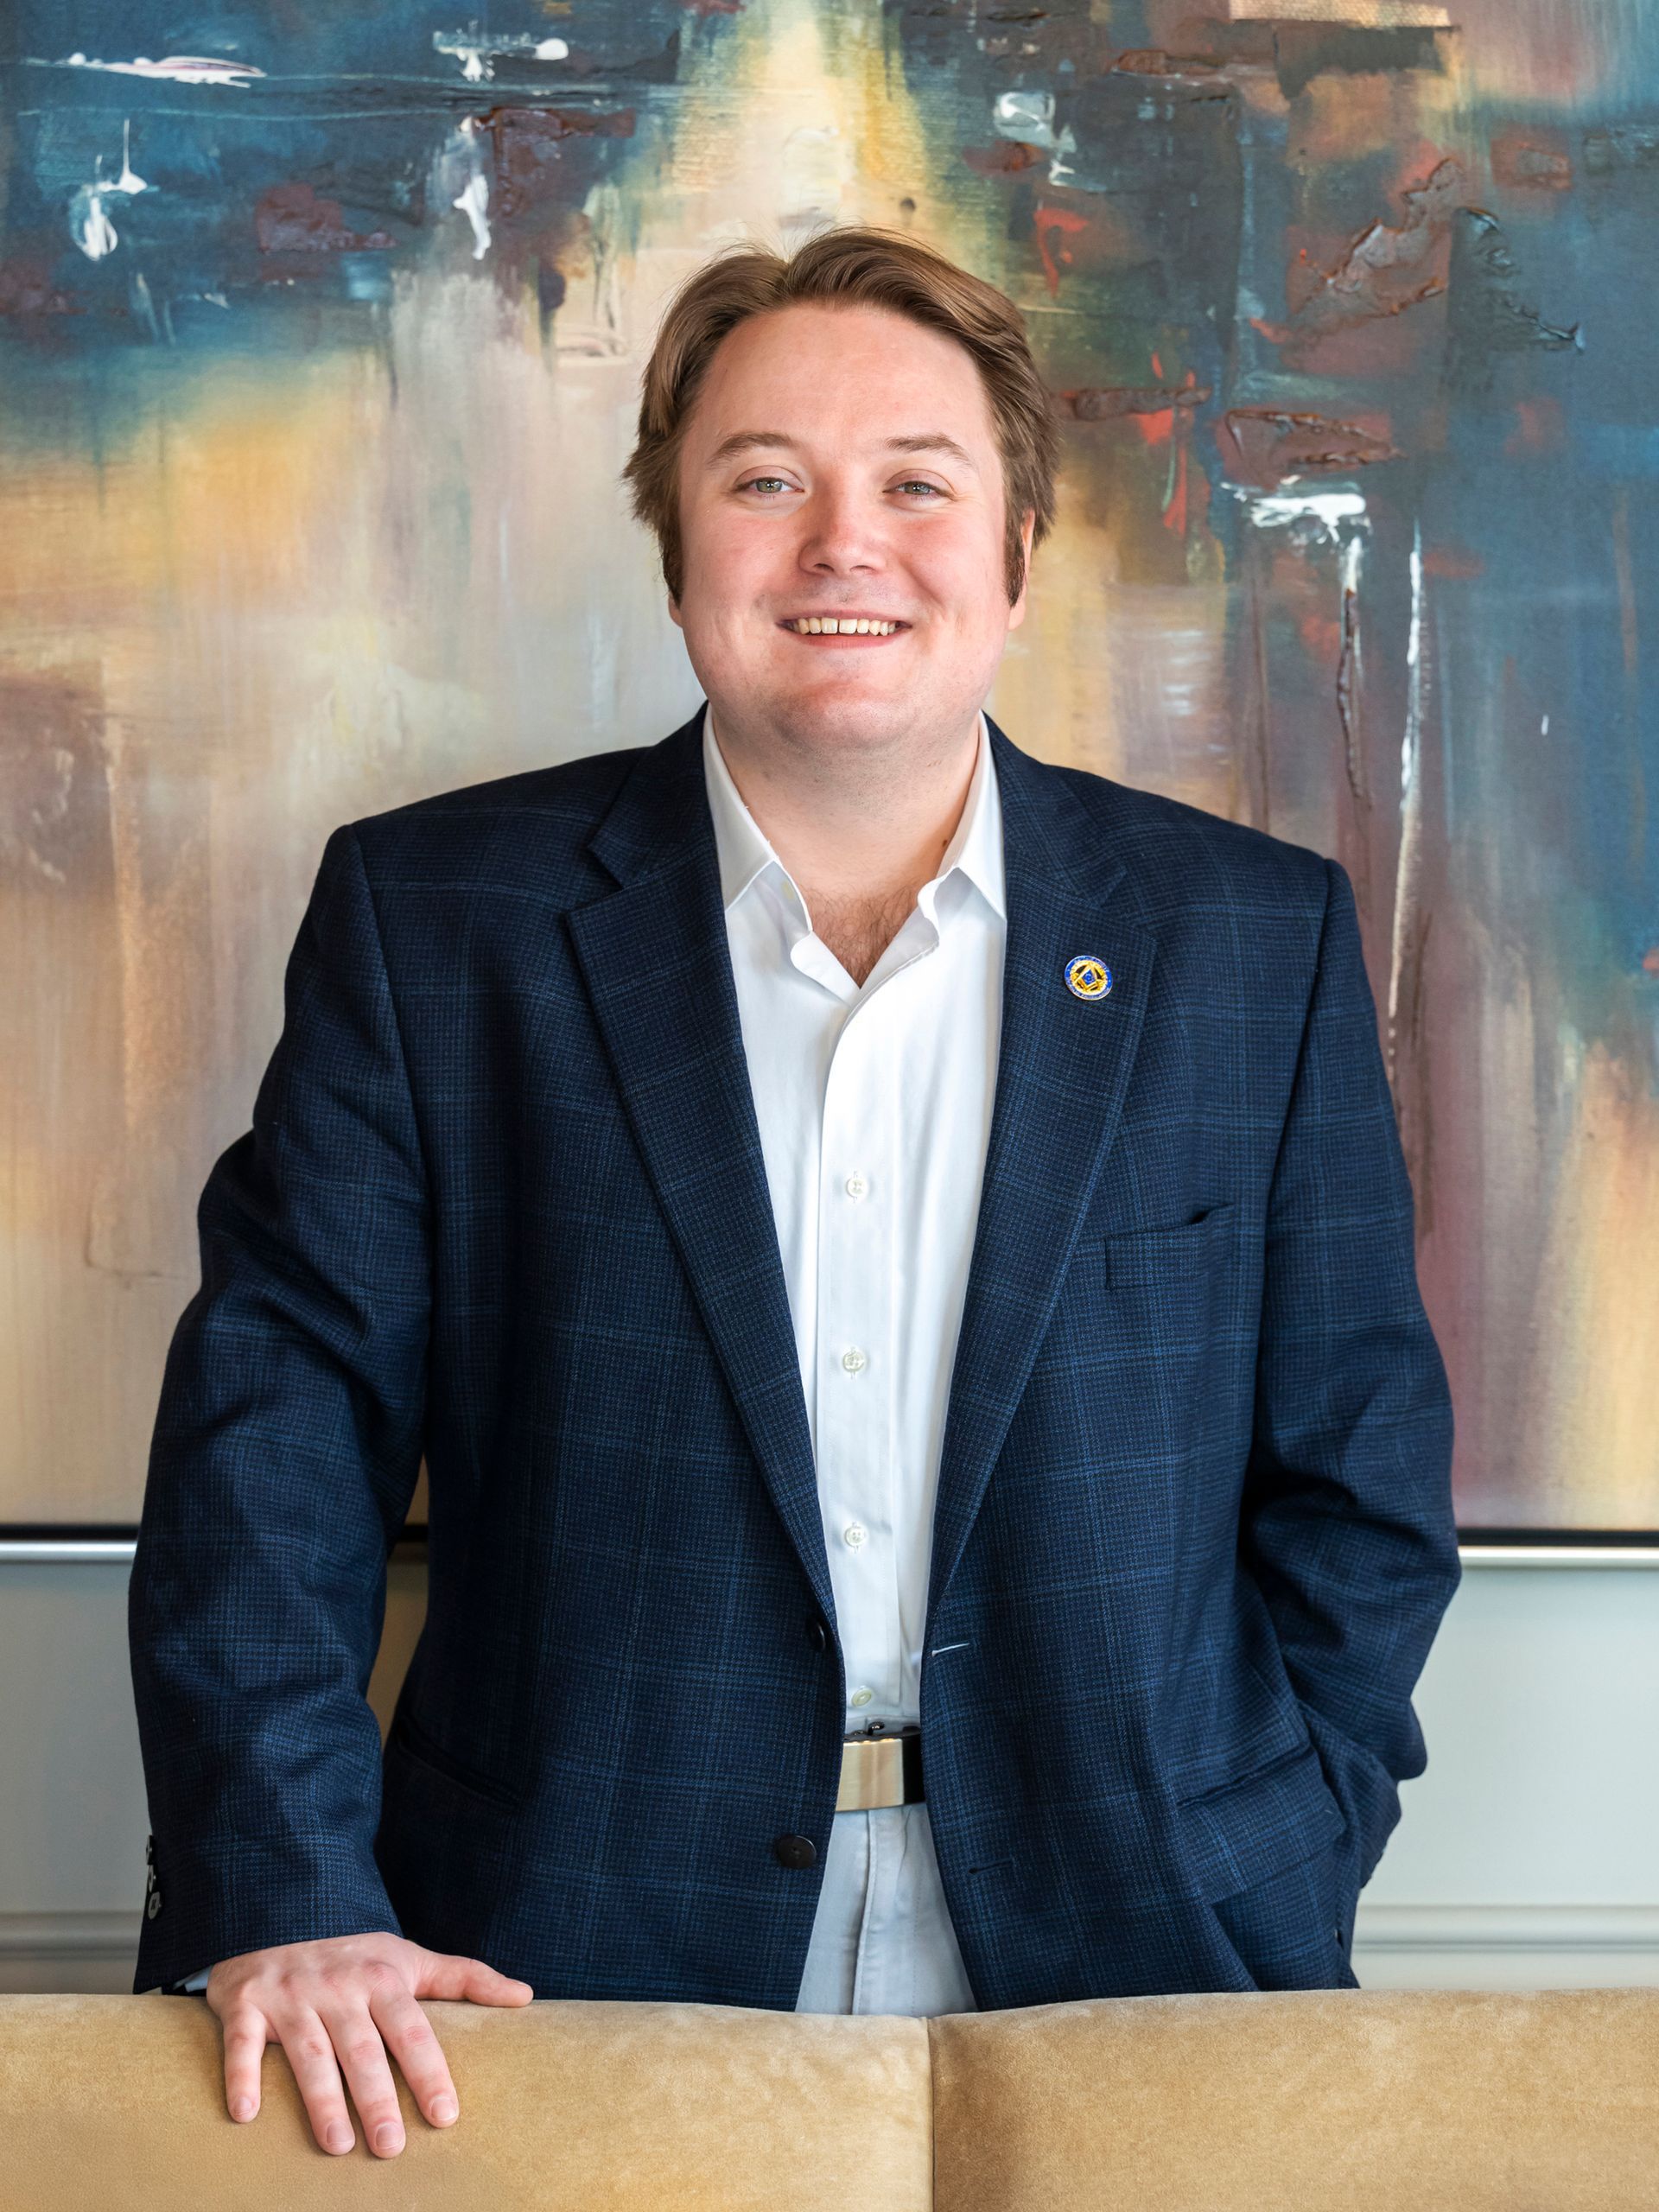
[2,1,1654,1531]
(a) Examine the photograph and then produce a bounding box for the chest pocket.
[1097,1199,1238,1276]
[1032,1201,1244,1419]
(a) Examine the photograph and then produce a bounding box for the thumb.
[414,1948,535,2005]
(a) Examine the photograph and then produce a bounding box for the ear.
[667,594,683,632]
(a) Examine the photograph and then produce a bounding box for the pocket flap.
[1176,1739,1348,1904]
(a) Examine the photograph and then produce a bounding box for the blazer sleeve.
[128,822,430,1993]
[1241,854,1460,1894]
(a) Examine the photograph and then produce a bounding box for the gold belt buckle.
[836,1725,923,1812]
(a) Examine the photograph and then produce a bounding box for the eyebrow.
[702,429,980,475]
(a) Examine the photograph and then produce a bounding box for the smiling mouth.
[779,616,910,643]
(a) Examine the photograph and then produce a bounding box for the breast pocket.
[1031,1202,1247,1468]
[1039,1201,1241,1363]
[1098,1198,1239,1274]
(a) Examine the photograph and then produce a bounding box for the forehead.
[688,302,996,460]
[699,425,982,478]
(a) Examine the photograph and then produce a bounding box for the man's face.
[668,302,1033,765]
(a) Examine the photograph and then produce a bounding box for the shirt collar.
[701,700,1006,927]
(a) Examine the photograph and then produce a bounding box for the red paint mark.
[1491,126,1573,191]
[962,141,1046,180]
[1505,397,1566,455]
[1033,204,1090,296]
[1060,380,1210,423]
[481,106,637,220]
[0,256,76,315]
[1151,350,1164,378]
[1422,544,1484,579]
[1110,48,1222,77]
[1643,946,1659,976]
[1217,407,1399,489]
[255,183,394,254]
[1256,158,1464,352]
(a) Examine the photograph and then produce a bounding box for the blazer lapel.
[565,702,836,1630]
[925,717,1156,1635]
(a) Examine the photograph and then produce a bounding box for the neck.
[707,702,983,916]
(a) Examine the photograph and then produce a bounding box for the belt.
[836,1724,924,1812]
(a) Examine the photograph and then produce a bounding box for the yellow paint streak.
[1225,1,1451,21]
[0,356,381,620]
[1522,1040,1659,1524]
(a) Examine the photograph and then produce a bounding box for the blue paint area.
[0,0,693,349]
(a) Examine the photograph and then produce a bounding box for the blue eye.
[735,477,944,499]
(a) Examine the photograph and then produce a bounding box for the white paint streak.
[434,30,568,80]
[67,123,149,262]
[59,51,264,86]
[114,119,148,196]
[1339,528,1365,603]
[1386,519,1427,1082]
[70,186,119,259]
[453,170,491,260]
[1241,486,1370,540]
[994,90,1055,143]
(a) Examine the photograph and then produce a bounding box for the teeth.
[789,618,901,635]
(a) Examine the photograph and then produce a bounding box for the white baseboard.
[1352,1903,1659,1988]
[5,1905,1659,1996]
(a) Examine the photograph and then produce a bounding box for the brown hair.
[620,225,1060,609]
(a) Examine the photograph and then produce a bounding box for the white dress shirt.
[702,700,1005,2017]
[179,702,1004,2015]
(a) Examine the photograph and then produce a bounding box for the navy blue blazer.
[130,701,1459,2006]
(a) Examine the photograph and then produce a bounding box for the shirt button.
[849,1687,874,1707]
[842,1522,868,1550]
[844,1173,869,1199]
[841,1347,868,1374]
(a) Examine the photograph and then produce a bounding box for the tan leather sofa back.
[1,1988,1655,2209]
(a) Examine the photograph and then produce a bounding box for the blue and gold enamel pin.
[1065,954,1113,1001]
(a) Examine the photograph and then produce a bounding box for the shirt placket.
[816,975,903,1726]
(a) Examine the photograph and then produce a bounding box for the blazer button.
[807,1618,829,1651]
[773,1833,817,1869]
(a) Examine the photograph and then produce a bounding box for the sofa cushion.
[0,1993,933,2209]
[929,1986,1659,2210]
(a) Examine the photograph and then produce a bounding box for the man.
[130,225,1459,2160]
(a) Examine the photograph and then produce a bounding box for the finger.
[219,2005,270,2124]
[313,1986,409,2159]
[274,2005,359,2157]
[365,1980,461,2129]
[416,1951,534,2005]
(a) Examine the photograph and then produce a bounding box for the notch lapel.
[565,704,836,1630]
[925,719,1156,1635]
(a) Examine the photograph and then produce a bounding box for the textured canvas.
[1,1,1654,1529]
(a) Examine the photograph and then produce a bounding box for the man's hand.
[205,1931,533,2157]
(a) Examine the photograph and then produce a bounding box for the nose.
[795,481,886,576]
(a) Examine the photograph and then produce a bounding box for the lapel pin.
[1065,954,1112,1001]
